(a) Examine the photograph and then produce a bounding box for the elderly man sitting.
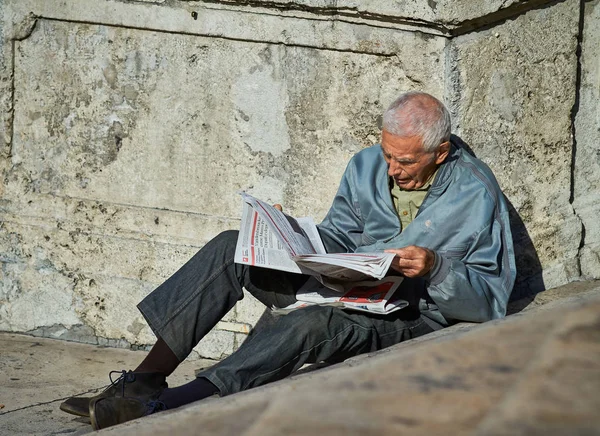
[61,91,515,430]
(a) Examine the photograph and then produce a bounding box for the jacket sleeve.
[425,208,516,322]
[317,158,365,253]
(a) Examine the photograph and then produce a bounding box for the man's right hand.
[273,204,283,212]
[385,245,435,278]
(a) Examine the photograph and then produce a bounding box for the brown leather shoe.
[89,396,166,430]
[59,370,167,417]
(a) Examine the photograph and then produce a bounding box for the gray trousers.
[138,230,435,396]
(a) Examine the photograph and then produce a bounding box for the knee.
[188,230,239,264]
[214,230,239,246]
[274,306,334,338]
[206,230,239,253]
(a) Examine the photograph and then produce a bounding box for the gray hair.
[382,91,451,152]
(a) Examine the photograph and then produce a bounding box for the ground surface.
[1,280,599,435]
[0,335,215,435]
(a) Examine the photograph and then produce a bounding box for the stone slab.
[448,0,581,292]
[6,16,442,218]
[193,0,559,31]
[100,286,600,436]
[3,0,450,50]
[0,13,443,352]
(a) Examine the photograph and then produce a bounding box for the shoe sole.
[59,401,90,418]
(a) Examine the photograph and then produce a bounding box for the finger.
[385,246,420,257]
[273,204,283,212]
[396,257,422,268]
[389,253,420,265]
[390,246,429,262]
[397,246,423,257]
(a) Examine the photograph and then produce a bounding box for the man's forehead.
[381,147,419,163]
[381,131,425,157]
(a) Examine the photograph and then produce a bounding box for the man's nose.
[388,160,403,177]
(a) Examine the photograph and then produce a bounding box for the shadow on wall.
[451,135,545,314]
[505,201,546,314]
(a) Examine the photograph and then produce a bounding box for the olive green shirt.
[390,168,438,231]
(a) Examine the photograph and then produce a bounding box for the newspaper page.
[294,252,395,281]
[278,276,408,315]
[234,201,307,274]
[235,193,395,281]
[240,193,326,256]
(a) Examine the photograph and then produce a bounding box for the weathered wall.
[0,0,596,359]
[0,0,445,359]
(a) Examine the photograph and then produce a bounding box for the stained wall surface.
[0,0,596,359]
[0,0,445,359]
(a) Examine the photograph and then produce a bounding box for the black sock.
[158,377,219,409]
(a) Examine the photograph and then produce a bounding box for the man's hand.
[384,246,435,278]
[273,204,283,212]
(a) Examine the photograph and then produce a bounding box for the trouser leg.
[200,305,435,396]
[137,230,307,362]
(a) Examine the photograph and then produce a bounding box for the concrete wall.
[0,0,597,359]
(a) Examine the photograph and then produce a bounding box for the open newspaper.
[234,193,406,314]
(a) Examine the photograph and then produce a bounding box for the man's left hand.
[384,246,435,278]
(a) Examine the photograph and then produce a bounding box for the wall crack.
[569,0,586,264]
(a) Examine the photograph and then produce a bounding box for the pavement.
[0,336,217,436]
[1,280,599,435]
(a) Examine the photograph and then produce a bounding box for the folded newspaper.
[234,193,407,314]
[277,276,408,315]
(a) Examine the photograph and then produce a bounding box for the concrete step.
[1,280,598,435]
[102,282,600,435]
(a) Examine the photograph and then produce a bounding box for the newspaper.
[234,193,395,281]
[234,193,405,314]
[277,276,408,315]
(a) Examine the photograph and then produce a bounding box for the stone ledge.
[100,281,600,435]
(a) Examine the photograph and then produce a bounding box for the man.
[60,91,515,430]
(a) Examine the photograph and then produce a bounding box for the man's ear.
[435,141,450,164]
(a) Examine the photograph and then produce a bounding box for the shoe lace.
[108,370,136,397]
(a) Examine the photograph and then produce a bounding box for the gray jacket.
[317,141,516,325]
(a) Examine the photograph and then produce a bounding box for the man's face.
[381,130,449,190]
